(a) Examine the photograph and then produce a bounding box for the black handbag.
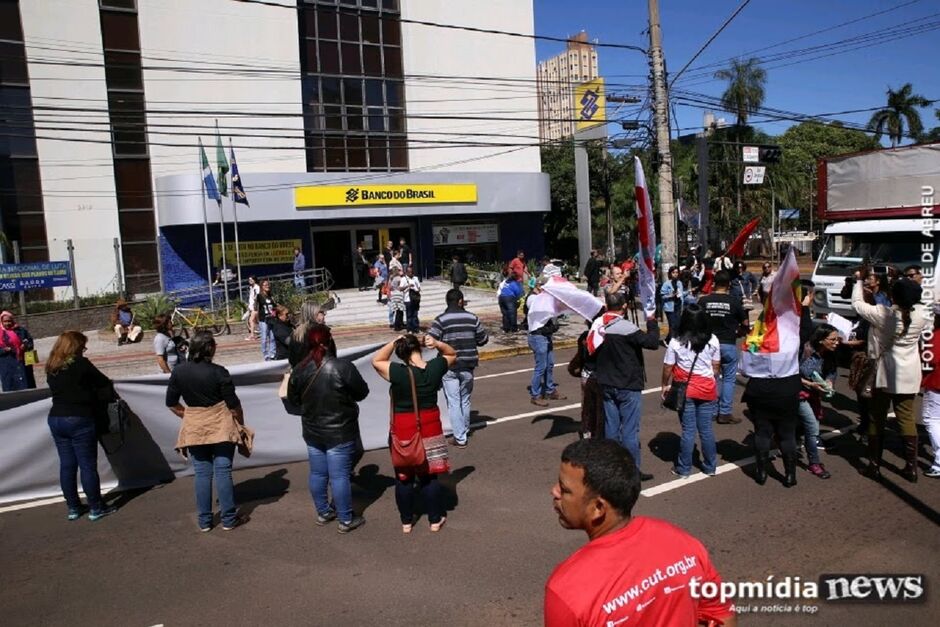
[662,350,702,414]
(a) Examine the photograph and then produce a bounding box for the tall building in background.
[3,0,549,298]
[536,31,599,142]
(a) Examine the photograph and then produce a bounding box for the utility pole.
[648,0,676,275]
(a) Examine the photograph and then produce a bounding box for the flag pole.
[200,157,215,310]
[218,196,229,320]
[229,138,244,300]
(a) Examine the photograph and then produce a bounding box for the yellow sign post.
[212,239,301,267]
[295,184,477,208]
[574,78,606,131]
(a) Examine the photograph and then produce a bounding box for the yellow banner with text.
[295,184,478,208]
[211,239,301,267]
[574,78,606,131]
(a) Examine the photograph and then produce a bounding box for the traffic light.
[759,145,782,163]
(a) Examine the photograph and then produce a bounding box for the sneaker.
[530,397,549,407]
[670,468,691,479]
[924,468,940,479]
[67,506,86,521]
[88,506,117,522]
[545,390,568,401]
[199,525,213,533]
[640,472,654,482]
[337,515,366,534]
[450,438,468,449]
[704,469,717,477]
[316,510,337,526]
[808,463,831,479]
[222,516,245,531]
[716,414,742,424]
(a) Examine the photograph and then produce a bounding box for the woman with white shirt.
[852,273,928,482]
[244,276,261,340]
[661,303,721,478]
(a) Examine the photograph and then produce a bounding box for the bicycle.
[170,305,231,338]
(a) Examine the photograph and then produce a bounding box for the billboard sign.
[0,261,72,292]
[574,78,606,131]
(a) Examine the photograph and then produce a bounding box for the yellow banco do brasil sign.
[212,239,301,267]
[295,184,478,208]
[574,78,606,131]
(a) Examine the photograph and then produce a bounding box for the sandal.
[430,517,446,532]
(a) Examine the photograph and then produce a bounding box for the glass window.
[368,136,387,169]
[114,158,153,209]
[365,79,383,106]
[0,87,37,157]
[361,14,380,43]
[0,3,24,41]
[361,0,378,8]
[362,45,382,76]
[347,135,366,168]
[343,78,362,105]
[304,103,324,130]
[385,80,403,108]
[382,46,402,77]
[345,106,363,130]
[321,77,341,104]
[121,242,159,275]
[389,137,407,169]
[339,11,358,41]
[304,39,318,70]
[324,104,343,130]
[305,134,325,171]
[325,136,345,170]
[100,11,140,51]
[318,39,339,73]
[100,0,137,10]
[303,10,317,37]
[0,41,28,85]
[367,107,385,131]
[302,75,320,105]
[387,109,404,133]
[118,209,156,243]
[341,42,361,74]
[104,51,142,90]
[108,92,147,156]
[317,8,338,40]
[0,158,42,212]
[381,0,399,12]
[14,212,47,244]
[381,16,401,46]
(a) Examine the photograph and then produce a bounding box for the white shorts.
[923,390,940,420]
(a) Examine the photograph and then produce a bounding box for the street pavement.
[2,346,938,626]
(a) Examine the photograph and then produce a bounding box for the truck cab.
[811,219,935,319]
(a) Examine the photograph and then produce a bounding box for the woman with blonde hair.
[45,331,117,520]
[289,301,336,367]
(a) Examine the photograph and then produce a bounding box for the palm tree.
[713,58,767,127]
[867,83,932,147]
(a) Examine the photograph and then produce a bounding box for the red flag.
[725,217,760,258]
[634,157,657,314]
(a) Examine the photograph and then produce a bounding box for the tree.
[924,109,940,143]
[867,83,932,147]
[714,58,767,127]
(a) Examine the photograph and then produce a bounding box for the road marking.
[0,496,67,513]
[469,387,663,427]
[475,363,565,381]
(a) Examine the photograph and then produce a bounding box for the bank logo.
[580,89,600,121]
[345,188,360,203]
[819,574,926,603]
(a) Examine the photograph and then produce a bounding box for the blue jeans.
[443,369,474,444]
[48,415,103,511]
[602,387,643,468]
[0,354,27,392]
[307,439,356,524]
[527,334,556,398]
[190,443,237,529]
[259,320,275,360]
[676,399,718,475]
[718,343,739,416]
[498,295,518,331]
[405,301,419,332]
[798,400,821,465]
[665,309,681,341]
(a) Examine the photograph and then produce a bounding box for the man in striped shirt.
[428,289,489,448]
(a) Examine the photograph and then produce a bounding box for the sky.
[533,0,940,142]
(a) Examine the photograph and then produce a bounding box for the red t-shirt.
[509,257,527,280]
[544,516,733,627]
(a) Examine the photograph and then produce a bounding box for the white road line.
[475,363,564,381]
[468,387,664,428]
[0,496,67,513]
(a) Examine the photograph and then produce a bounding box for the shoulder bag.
[389,366,427,468]
[662,350,702,414]
[849,348,884,399]
[280,361,325,416]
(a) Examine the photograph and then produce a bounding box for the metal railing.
[164,266,334,309]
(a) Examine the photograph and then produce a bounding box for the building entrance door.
[313,230,354,289]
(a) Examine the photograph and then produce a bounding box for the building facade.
[536,31,599,142]
[2,0,547,297]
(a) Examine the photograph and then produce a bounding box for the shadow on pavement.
[351,463,396,515]
[102,408,175,491]
[235,468,290,517]
[531,414,581,439]
[649,431,680,463]
[440,464,475,512]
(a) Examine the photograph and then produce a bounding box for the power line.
[669,0,752,88]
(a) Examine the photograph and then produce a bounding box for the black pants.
[749,402,798,455]
[394,474,443,524]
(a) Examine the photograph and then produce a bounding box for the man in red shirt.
[545,439,736,626]
[509,250,528,283]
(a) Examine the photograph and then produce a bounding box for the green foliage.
[867,83,932,147]
[714,58,767,127]
[269,279,329,315]
[134,294,179,330]
[9,291,123,315]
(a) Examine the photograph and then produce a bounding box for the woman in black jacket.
[45,331,117,521]
[288,326,369,533]
[269,305,294,361]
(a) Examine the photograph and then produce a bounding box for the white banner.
[431,223,498,246]
[0,344,454,505]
